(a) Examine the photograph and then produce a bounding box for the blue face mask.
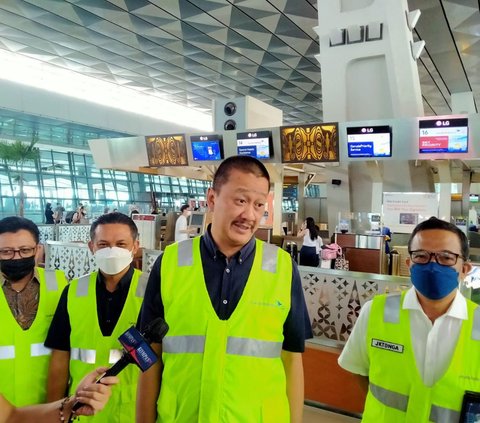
[410,262,459,300]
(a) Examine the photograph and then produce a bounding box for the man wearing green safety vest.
[137,155,312,423]
[45,212,147,422]
[339,217,480,421]
[0,216,67,407]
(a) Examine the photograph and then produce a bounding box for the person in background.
[382,226,392,254]
[103,207,110,214]
[45,212,146,422]
[0,368,118,423]
[298,217,322,267]
[0,217,68,407]
[137,155,311,423]
[54,203,65,224]
[44,202,54,224]
[338,217,479,421]
[72,205,86,224]
[174,204,195,242]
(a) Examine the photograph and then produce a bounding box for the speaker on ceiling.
[332,179,342,186]
[213,96,283,132]
[214,97,246,131]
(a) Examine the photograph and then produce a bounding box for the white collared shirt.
[338,287,467,387]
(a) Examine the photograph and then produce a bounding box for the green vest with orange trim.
[158,237,292,423]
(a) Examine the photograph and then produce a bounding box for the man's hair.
[180,204,189,213]
[408,216,469,259]
[0,216,40,244]
[90,212,138,241]
[212,156,270,192]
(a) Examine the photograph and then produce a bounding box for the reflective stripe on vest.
[369,382,408,412]
[71,347,96,364]
[43,270,59,291]
[0,346,15,359]
[178,239,193,266]
[176,238,279,273]
[136,272,149,298]
[473,307,480,341]
[383,294,401,323]
[108,349,123,364]
[429,404,460,423]
[261,243,278,273]
[227,336,282,358]
[163,335,205,353]
[76,275,90,297]
[31,343,51,357]
[163,335,282,358]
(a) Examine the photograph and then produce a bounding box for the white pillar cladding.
[452,92,477,115]
[435,160,452,222]
[451,92,476,217]
[316,0,424,121]
[316,0,426,231]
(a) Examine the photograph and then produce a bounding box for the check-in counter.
[336,232,385,274]
[299,265,410,415]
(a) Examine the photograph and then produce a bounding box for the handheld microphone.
[72,317,168,412]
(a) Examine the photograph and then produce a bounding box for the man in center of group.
[137,155,312,423]
[45,212,147,422]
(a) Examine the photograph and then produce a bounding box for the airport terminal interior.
[2,0,480,421]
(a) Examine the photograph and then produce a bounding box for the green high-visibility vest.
[0,267,67,406]
[158,237,292,423]
[68,269,147,423]
[364,291,480,422]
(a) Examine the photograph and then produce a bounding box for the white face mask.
[94,247,133,275]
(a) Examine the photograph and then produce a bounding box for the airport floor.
[303,406,360,422]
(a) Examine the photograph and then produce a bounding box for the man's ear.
[88,240,95,254]
[132,239,140,256]
[206,187,215,212]
[462,261,473,278]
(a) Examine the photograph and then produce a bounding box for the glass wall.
[0,148,210,224]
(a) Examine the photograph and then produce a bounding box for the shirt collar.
[202,224,256,262]
[1,267,40,287]
[97,265,135,290]
[403,286,468,320]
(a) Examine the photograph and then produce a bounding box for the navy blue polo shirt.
[138,228,312,352]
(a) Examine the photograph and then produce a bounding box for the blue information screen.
[190,135,223,161]
[236,131,272,159]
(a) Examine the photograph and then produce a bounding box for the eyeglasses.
[0,247,36,260]
[409,249,464,266]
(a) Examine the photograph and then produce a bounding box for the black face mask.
[1,256,36,282]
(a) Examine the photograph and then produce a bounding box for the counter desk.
[298,266,410,415]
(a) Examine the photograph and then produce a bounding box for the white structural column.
[315,0,425,232]
[451,92,476,218]
[435,160,452,222]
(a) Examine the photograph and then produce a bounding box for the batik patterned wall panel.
[57,224,91,242]
[145,134,188,166]
[45,241,96,281]
[280,123,339,163]
[300,267,410,344]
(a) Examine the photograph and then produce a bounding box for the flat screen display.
[419,117,468,153]
[236,130,272,159]
[190,212,205,226]
[347,125,392,158]
[280,123,339,163]
[190,135,224,161]
[145,134,188,166]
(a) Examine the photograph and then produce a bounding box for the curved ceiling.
[0,0,477,130]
